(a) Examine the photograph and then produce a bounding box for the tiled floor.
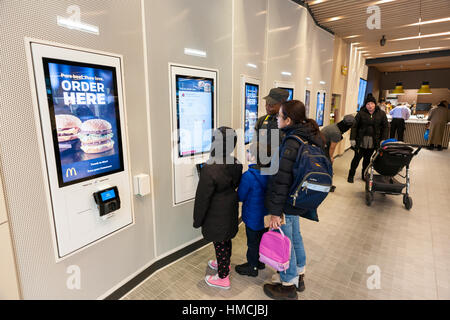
[124,147,450,300]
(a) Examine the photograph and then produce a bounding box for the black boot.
[347,175,354,183]
[437,145,443,151]
[427,144,435,150]
[235,262,258,277]
[297,274,305,292]
[263,283,298,300]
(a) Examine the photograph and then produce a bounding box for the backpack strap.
[284,134,306,146]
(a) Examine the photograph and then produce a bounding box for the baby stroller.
[364,139,421,210]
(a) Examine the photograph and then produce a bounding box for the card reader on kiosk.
[93,186,121,217]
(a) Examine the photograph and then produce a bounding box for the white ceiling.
[305,0,450,59]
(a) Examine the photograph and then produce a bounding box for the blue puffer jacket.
[238,164,269,231]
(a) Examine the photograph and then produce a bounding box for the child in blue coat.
[235,145,269,277]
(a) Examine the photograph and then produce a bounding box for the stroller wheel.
[365,191,373,206]
[403,195,413,210]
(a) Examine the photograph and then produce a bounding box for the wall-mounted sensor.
[133,174,151,197]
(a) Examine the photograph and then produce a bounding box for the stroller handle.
[413,146,422,156]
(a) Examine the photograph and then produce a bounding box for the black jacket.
[350,106,388,149]
[265,123,325,218]
[193,158,243,242]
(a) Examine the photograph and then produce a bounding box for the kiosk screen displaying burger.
[43,58,124,187]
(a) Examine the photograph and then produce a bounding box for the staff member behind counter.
[253,88,290,161]
[389,103,411,141]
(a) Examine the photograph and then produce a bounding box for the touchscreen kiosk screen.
[244,83,259,145]
[316,92,325,127]
[43,58,124,187]
[176,75,214,157]
[278,87,294,101]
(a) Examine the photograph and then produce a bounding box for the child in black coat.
[193,127,243,289]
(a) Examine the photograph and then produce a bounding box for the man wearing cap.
[253,88,289,160]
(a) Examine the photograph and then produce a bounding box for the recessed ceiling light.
[391,31,450,41]
[381,47,445,55]
[281,71,292,76]
[325,16,344,22]
[246,63,257,69]
[345,35,360,39]
[373,0,396,4]
[408,17,450,26]
[308,0,329,5]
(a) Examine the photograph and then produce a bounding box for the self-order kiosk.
[169,65,217,205]
[27,41,134,260]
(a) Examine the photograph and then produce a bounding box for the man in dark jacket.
[253,88,289,163]
[347,95,388,183]
[193,127,243,289]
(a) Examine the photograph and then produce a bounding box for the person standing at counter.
[348,95,388,183]
[390,103,411,141]
[427,100,450,151]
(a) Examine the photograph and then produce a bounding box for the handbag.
[259,228,291,272]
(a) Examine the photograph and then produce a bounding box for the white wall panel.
[0,0,155,299]
[232,0,268,164]
[144,0,233,256]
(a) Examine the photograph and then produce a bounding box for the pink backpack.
[259,228,291,272]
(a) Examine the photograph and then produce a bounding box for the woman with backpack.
[263,100,326,300]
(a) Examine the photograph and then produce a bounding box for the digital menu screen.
[176,75,214,157]
[278,87,294,101]
[357,78,367,111]
[43,58,124,187]
[316,92,325,127]
[244,83,259,145]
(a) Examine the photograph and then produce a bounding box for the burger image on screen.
[56,114,82,143]
[78,119,115,154]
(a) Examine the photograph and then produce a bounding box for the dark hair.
[210,126,237,158]
[280,100,325,144]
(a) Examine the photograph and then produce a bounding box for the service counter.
[387,115,450,148]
